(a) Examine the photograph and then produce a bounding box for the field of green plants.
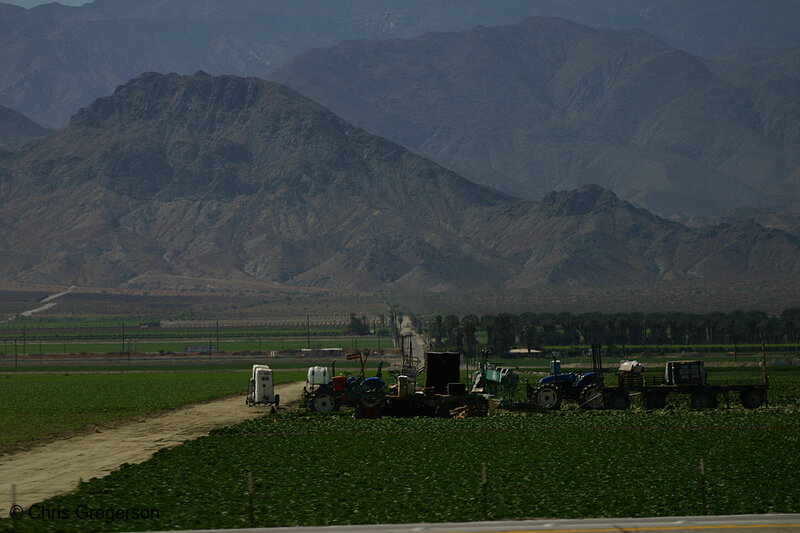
[3,359,384,373]
[0,371,302,449]
[0,313,392,357]
[4,407,798,532]
[0,336,388,357]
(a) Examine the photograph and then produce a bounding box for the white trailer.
[246,364,280,407]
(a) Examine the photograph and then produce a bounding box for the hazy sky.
[3,0,88,7]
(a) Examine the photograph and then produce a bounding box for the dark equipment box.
[664,361,707,385]
[425,351,461,394]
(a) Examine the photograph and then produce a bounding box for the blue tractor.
[304,352,387,418]
[528,348,605,410]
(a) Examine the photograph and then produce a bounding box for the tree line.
[425,309,800,355]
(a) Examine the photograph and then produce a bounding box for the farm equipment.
[246,364,280,408]
[528,348,605,410]
[606,359,768,410]
[384,351,490,418]
[527,344,768,411]
[302,351,388,418]
[469,351,522,407]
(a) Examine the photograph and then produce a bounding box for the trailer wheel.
[579,385,604,410]
[642,391,667,410]
[740,389,765,409]
[310,392,336,412]
[605,391,630,410]
[534,385,561,410]
[274,394,280,408]
[690,392,718,409]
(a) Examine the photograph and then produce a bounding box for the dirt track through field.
[0,381,305,515]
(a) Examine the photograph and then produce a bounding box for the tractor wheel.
[579,385,604,410]
[740,389,765,409]
[310,392,336,412]
[534,385,561,410]
[274,394,280,408]
[690,391,718,409]
[360,396,383,409]
[642,391,667,410]
[605,391,630,410]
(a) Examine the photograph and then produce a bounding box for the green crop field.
[0,371,305,449]
[3,408,798,532]
[0,336,389,356]
[2,359,384,373]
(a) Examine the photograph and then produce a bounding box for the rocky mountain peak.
[540,184,621,216]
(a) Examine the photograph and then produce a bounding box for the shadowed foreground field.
[2,408,798,532]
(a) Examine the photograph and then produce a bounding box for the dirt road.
[17,285,75,318]
[400,315,427,362]
[0,381,305,515]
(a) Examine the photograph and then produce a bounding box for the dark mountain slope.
[0,103,50,151]
[272,17,800,216]
[0,72,513,289]
[2,0,800,127]
[1,73,799,291]
[462,185,800,287]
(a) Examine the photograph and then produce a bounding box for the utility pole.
[216,319,220,354]
[121,322,125,353]
[306,314,311,349]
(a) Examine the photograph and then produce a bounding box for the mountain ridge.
[271,16,800,217]
[1,72,799,291]
[0,103,50,151]
[2,0,800,127]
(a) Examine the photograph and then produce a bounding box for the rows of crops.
[0,336,389,357]
[0,326,351,339]
[3,360,383,374]
[4,408,798,532]
[0,372,307,447]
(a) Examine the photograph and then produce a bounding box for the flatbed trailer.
[600,370,769,410]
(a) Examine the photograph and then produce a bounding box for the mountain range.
[0,103,49,151]
[2,0,800,128]
[271,16,800,217]
[1,72,799,292]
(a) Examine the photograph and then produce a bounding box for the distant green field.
[1,360,385,373]
[0,371,305,448]
[0,336,389,356]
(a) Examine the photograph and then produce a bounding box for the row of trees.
[426,309,800,355]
